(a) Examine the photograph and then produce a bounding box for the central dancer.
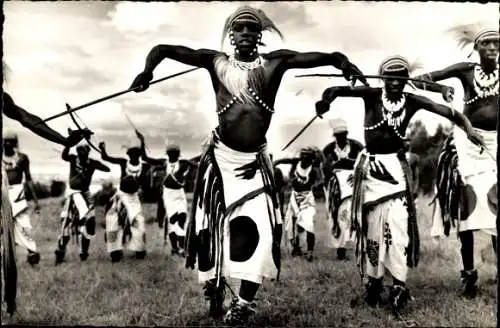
[130,5,368,325]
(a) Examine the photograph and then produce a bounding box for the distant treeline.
[25,162,198,204]
[24,120,448,202]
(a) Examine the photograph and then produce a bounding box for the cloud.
[3,1,498,178]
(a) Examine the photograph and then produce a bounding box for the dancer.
[98,139,147,262]
[54,141,110,264]
[2,132,41,266]
[413,25,498,298]
[130,5,368,324]
[137,132,198,257]
[322,118,364,260]
[275,147,323,262]
[1,89,90,315]
[315,55,484,312]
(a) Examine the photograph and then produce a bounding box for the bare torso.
[68,155,98,191]
[3,152,29,185]
[362,88,417,154]
[207,54,285,152]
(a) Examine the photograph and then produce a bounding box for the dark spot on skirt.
[85,217,96,236]
[198,229,215,272]
[461,184,477,220]
[487,183,497,215]
[230,216,260,262]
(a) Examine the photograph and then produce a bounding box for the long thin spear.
[281,115,319,152]
[295,73,447,88]
[41,67,200,124]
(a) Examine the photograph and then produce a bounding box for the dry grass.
[1,194,496,327]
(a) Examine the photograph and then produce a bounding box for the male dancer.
[129,5,368,324]
[274,147,323,262]
[2,90,90,314]
[2,132,41,266]
[99,140,147,262]
[55,141,110,264]
[137,132,198,257]
[315,55,484,312]
[322,118,364,260]
[413,25,498,298]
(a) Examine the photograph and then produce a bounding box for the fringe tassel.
[184,139,226,287]
[397,151,420,268]
[351,153,369,279]
[435,135,462,236]
[326,175,342,238]
[1,173,17,315]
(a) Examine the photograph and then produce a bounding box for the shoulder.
[89,158,101,166]
[3,92,13,104]
[323,142,336,152]
[348,139,364,149]
[443,61,475,73]
[18,152,29,163]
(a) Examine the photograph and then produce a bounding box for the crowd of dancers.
[1,5,498,326]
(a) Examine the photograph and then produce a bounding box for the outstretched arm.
[92,160,111,173]
[412,62,471,93]
[141,152,166,166]
[143,46,219,73]
[316,86,373,117]
[3,93,68,146]
[273,157,299,167]
[413,94,475,137]
[270,50,369,86]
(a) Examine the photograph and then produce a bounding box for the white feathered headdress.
[446,23,499,57]
[220,5,284,50]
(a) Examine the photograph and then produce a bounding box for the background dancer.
[322,118,364,261]
[98,140,147,262]
[274,147,324,262]
[413,25,498,299]
[315,55,485,313]
[2,88,90,315]
[2,132,41,266]
[129,5,368,325]
[137,132,199,258]
[55,141,110,265]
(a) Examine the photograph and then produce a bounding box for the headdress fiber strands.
[220,6,284,49]
[447,23,499,50]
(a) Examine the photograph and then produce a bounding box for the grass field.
[1,194,497,327]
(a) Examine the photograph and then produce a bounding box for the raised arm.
[61,145,73,162]
[98,142,127,166]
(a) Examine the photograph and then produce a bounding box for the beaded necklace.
[464,63,499,105]
[364,89,406,140]
[216,55,275,115]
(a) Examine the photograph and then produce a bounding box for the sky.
[3,1,498,180]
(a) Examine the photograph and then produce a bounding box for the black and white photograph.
[1,1,498,326]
